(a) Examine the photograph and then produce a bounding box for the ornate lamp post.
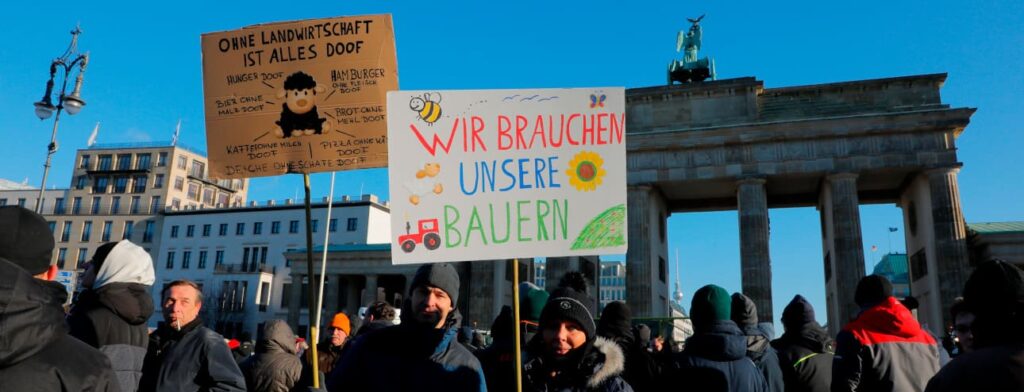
[34,26,89,213]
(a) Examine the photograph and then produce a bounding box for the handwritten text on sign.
[387,88,627,264]
[201,15,397,179]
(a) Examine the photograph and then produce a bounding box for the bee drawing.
[410,93,442,125]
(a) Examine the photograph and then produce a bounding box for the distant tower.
[672,249,684,305]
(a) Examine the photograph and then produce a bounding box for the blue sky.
[1,1,1021,328]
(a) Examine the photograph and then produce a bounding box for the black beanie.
[540,286,597,339]
[490,305,514,341]
[597,301,633,340]
[730,292,759,327]
[782,294,816,331]
[855,275,893,308]
[0,206,54,275]
[410,263,460,307]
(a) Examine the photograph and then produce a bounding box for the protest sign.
[387,88,627,264]
[201,14,397,178]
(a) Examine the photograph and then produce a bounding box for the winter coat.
[771,325,833,392]
[68,240,155,392]
[139,319,246,392]
[596,326,660,389]
[731,294,784,392]
[832,296,939,392]
[522,336,634,392]
[924,344,1024,392]
[316,341,346,376]
[0,257,120,392]
[666,320,769,392]
[240,320,302,392]
[326,310,486,392]
[355,319,393,336]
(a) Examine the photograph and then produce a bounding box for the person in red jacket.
[832,275,939,392]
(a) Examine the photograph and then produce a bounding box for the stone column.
[325,274,340,315]
[363,274,378,306]
[927,167,970,328]
[737,178,773,322]
[626,185,669,317]
[827,173,866,327]
[287,273,303,330]
[345,276,360,314]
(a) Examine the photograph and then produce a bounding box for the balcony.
[216,300,246,313]
[187,174,240,194]
[213,263,274,274]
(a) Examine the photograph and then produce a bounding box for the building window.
[281,283,291,308]
[182,251,191,269]
[80,155,91,169]
[130,196,141,214]
[177,155,188,170]
[202,189,214,205]
[81,221,92,242]
[911,249,928,281]
[253,222,263,235]
[659,256,667,283]
[271,221,280,234]
[57,248,68,269]
[0,199,6,206]
[170,225,179,238]
[111,196,121,214]
[91,197,101,214]
[150,196,161,214]
[198,251,208,269]
[102,221,112,242]
[72,197,82,214]
[166,251,175,269]
[136,153,151,170]
[236,223,245,235]
[113,176,128,193]
[154,174,164,188]
[48,221,56,233]
[217,193,229,207]
[157,152,167,167]
[242,248,250,264]
[132,175,147,193]
[143,221,155,243]
[260,246,268,265]
[347,218,358,232]
[61,221,72,242]
[174,177,184,191]
[187,184,200,201]
[98,155,112,171]
[16,199,25,208]
[117,154,132,170]
[93,176,108,194]
[186,225,195,237]
[189,161,206,178]
[289,220,299,233]
[123,221,134,240]
[219,223,228,236]
[202,224,211,237]
[75,175,87,190]
[171,198,181,209]
[53,198,65,214]
[329,219,338,232]
[312,220,319,233]
[215,250,224,266]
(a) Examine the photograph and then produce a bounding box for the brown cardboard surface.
[201,14,397,179]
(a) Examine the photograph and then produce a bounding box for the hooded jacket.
[596,302,660,392]
[326,309,486,392]
[522,335,632,392]
[139,318,246,392]
[68,240,155,392]
[240,320,303,392]
[666,320,769,392]
[770,295,832,392]
[832,296,939,392]
[0,257,120,392]
[731,294,784,392]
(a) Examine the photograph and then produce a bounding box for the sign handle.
[303,173,321,389]
[512,258,523,392]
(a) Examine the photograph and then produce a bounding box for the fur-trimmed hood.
[523,335,631,391]
[586,336,627,389]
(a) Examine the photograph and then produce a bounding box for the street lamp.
[34,26,89,213]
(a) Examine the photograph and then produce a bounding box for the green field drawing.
[571,204,626,250]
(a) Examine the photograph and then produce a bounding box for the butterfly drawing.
[589,94,606,108]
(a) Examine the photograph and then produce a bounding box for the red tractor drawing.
[399,219,442,253]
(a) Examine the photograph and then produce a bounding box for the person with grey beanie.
[328,262,486,391]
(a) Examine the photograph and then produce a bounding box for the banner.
[201,14,397,178]
[387,88,627,264]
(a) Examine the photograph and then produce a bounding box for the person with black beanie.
[597,301,661,391]
[770,295,833,392]
[522,272,633,391]
[730,293,784,392]
[833,274,939,392]
[925,259,1024,392]
[475,306,516,392]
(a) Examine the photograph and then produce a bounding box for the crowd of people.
[0,204,1022,392]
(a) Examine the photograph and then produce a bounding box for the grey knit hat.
[410,263,460,307]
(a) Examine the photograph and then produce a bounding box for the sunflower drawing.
[566,151,606,192]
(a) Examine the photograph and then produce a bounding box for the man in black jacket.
[69,240,155,392]
[0,206,120,392]
[770,295,833,392]
[731,293,785,392]
[328,263,486,391]
[140,280,245,392]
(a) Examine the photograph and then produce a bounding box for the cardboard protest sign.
[387,88,627,264]
[201,15,397,179]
